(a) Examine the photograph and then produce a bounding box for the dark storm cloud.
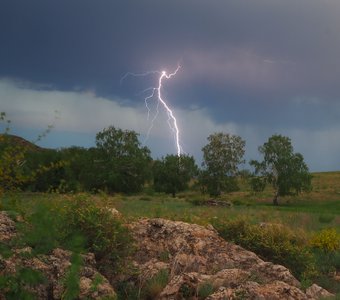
[2,0,340,101]
[0,0,340,87]
[1,0,340,170]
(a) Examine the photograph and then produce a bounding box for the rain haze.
[1,0,340,171]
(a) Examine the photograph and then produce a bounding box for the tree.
[50,146,89,192]
[24,149,67,192]
[153,154,198,197]
[201,132,245,197]
[95,126,152,193]
[0,112,72,194]
[0,135,27,194]
[250,134,312,205]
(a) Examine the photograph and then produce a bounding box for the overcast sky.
[1,0,340,171]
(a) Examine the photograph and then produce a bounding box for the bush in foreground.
[16,194,133,276]
[211,218,314,280]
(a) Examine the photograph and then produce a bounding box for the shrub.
[139,196,152,201]
[16,195,133,275]
[62,195,133,274]
[318,214,335,224]
[116,280,139,300]
[142,269,169,299]
[313,249,340,275]
[90,274,104,293]
[19,201,64,254]
[310,228,340,252]
[0,267,46,299]
[188,197,207,206]
[249,176,266,193]
[198,282,215,299]
[62,253,82,300]
[212,218,314,279]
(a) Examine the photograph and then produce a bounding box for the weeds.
[0,267,46,299]
[90,274,104,293]
[142,269,169,299]
[16,194,133,272]
[318,214,335,224]
[62,253,82,300]
[198,282,215,299]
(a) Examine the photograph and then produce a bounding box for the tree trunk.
[216,181,221,197]
[273,191,279,206]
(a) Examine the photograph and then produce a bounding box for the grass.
[2,171,340,237]
[3,174,340,233]
[1,171,340,296]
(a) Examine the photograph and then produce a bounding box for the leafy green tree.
[0,112,64,194]
[24,149,67,192]
[0,113,32,193]
[58,146,92,192]
[201,132,245,197]
[0,135,27,194]
[95,126,152,193]
[153,154,198,197]
[250,134,312,205]
[76,147,105,192]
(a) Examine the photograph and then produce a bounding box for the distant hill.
[0,134,44,152]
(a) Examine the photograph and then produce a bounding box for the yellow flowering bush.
[212,218,314,279]
[310,228,340,252]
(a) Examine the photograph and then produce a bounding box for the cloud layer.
[1,1,340,171]
[1,79,339,171]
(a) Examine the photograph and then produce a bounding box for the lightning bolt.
[156,66,182,156]
[121,66,183,157]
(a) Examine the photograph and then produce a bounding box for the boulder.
[0,211,116,300]
[129,218,334,299]
[0,211,16,241]
[0,248,117,299]
[107,207,122,218]
[306,284,335,299]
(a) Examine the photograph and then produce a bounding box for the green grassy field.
[3,171,340,232]
[105,171,340,233]
[1,171,340,295]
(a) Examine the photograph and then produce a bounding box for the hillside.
[0,134,43,152]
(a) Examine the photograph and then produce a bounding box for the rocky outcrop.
[0,211,335,299]
[0,211,16,241]
[0,247,116,299]
[1,247,116,299]
[130,218,334,300]
[0,212,116,299]
[306,284,335,299]
[206,281,309,300]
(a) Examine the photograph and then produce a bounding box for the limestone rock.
[0,211,16,241]
[0,247,116,299]
[306,283,335,299]
[207,281,309,300]
[0,211,116,299]
[107,207,121,218]
[129,218,333,300]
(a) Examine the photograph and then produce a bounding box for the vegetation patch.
[62,253,82,300]
[0,267,46,300]
[310,228,340,252]
[212,218,314,279]
[198,282,215,299]
[142,269,169,299]
[1,114,340,296]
